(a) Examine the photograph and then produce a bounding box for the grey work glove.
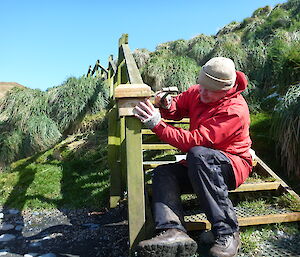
[133,99,162,129]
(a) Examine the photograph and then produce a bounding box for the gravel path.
[0,206,128,257]
[0,205,299,257]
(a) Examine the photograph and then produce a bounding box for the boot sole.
[176,241,198,257]
[137,243,177,257]
[137,241,197,257]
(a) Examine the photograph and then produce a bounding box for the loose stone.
[29,242,42,248]
[15,225,24,231]
[8,209,19,215]
[0,234,16,242]
[0,224,14,231]
[24,253,39,257]
[82,223,100,230]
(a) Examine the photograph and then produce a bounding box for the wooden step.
[142,119,190,135]
[145,181,281,193]
[142,129,155,135]
[185,208,300,231]
[142,144,177,150]
[143,160,176,169]
[163,118,190,123]
[232,181,281,192]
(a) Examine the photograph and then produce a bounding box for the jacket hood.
[224,71,248,99]
[201,71,248,106]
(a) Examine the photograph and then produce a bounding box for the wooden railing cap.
[115,83,152,98]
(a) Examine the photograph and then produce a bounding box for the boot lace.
[215,234,232,246]
[156,230,168,237]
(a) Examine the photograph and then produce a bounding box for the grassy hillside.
[135,0,299,104]
[0,112,109,210]
[134,0,300,178]
[0,76,109,170]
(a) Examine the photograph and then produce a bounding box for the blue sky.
[0,0,285,91]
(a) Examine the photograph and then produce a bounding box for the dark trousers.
[152,146,239,236]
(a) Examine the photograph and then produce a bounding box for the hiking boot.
[137,228,197,257]
[209,232,241,257]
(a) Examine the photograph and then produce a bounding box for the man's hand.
[154,91,172,109]
[133,99,161,129]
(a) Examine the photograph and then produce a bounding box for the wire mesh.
[184,206,293,223]
[251,234,300,257]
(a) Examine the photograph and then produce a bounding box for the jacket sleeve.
[159,88,192,120]
[152,111,243,153]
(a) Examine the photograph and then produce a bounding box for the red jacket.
[152,71,252,188]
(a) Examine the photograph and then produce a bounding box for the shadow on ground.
[0,205,128,257]
[0,135,129,257]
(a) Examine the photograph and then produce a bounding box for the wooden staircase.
[106,34,300,256]
[141,122,300,233]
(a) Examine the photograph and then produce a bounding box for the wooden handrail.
[87,59,108,78]
[119,44,143,84]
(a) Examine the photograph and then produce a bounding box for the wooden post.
[115,83,152,255]
[86,65,92,77]
[119,33,129,46]
[108,106,122,208]
[108,55,115,98]
[120,116,127,192]
[117,60,126,87]
[126,116,145,253]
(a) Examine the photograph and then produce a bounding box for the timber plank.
[121,44,143,84]
[238,212,300,226]
[120,116,127,192]
[143,160,177,169]
[256,157,300,202]
[126,117,146,251]
[142,144,177,150]
[163,118,190,123]
[142,129,155,135]
[145,181,281,193]
[185,212,300,231]
[108,106,122,208]
[231,181,281,192]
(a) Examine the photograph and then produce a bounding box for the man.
[133,57,253,257]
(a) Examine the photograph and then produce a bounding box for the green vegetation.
[274,193,300,211]
[141,53,200,92]
[0,76,108,170]
[237,199,271,215]
[240,223,299,256]
[136,0,300,98]
[0,75,109,210]
[249,113,277,166]
[271,85,300,177]
[134,0,300,179]
[0,122,109,210]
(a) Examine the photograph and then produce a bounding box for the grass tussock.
[142,53,200,92]
[271,85,300,177]
[0,76,109,169]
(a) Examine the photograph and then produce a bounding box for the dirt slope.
[0,82,25,99]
